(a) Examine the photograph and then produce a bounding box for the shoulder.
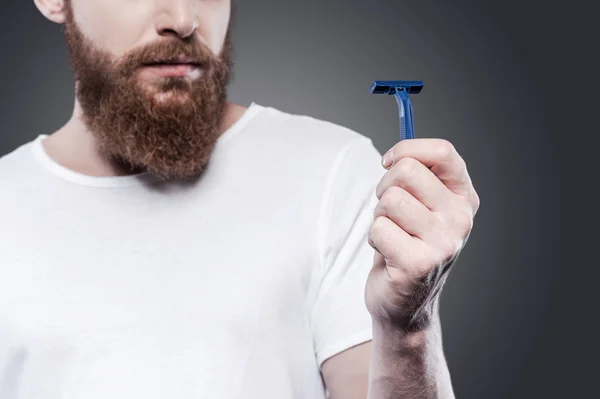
[251,104,382,175]
[0,139,33,172]
[256,104,373,150]
[0,138,41,195]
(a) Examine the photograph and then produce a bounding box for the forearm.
[367,300,455,399]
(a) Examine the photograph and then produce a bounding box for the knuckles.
[375,186,409,217]
[393,157,420,181]
[434,139,456,162]
[456,209,474,238]
[437,236,462,262]
[368,216,388,249]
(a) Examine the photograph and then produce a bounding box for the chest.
[0,196,319,397]
[2,197,316,374]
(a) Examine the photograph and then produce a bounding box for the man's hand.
[364,138,479,398]
[365,138,480,331]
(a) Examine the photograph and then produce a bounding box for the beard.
[61,3,234,182]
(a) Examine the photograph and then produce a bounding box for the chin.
[153,90,191,104]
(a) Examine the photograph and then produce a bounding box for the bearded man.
[0,1,480,398]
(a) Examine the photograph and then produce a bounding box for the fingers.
[368,216,430,275]
[382,139,473,200]
[376,156,456,213]
[373,185,441,241]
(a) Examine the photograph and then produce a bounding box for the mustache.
[115,37,219,76]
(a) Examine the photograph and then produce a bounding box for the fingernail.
[382,150,393,168]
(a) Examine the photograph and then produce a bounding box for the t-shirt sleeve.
[309,135,387,368]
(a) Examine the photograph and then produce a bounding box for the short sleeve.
[309,136,387,368]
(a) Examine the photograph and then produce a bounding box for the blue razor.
[370,80,424,140]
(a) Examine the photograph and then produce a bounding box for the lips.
[139,60,204,78]
[142,62,202,69]
[142,56,202,67]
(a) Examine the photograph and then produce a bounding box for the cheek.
[206,28,227,56]
[198,8,231,55]
[74,1,152,55]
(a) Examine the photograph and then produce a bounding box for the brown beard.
[61,2,234,182]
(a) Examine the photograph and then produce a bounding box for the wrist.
[372,293,440,334]
[373,298,442,348]
[372,316,429,355]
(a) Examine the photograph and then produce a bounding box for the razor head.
[370,80,424,95]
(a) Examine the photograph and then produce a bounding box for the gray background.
[0,0,582,398]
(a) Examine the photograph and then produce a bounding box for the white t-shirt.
[0,102,387,399]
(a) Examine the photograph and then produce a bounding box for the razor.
[369,80,424,140]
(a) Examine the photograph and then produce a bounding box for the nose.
[155,0,198,39]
